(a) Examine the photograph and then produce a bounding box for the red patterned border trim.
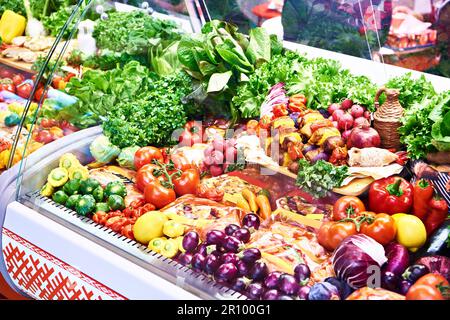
[2,227,127,300]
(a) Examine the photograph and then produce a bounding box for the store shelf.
[0,57,34,74]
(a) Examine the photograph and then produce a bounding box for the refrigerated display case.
[0,1,449,300]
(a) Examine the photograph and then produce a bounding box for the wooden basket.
[373,87,404,150]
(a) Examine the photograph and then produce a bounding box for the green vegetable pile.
[55,61,156,128]
[234,50,378,118]
[384,73,436,109]
[295,159,349,198]
[399,91,450,159]
[102,71,196,148]
[93,10,182,56]
[41,4,80,39]
[177,20,282,122]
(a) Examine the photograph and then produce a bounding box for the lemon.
[394,214,427,251]
[133,211,168,245]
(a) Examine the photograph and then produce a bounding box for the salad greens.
[102,71,194,148]
[177,20,281,122]
[399,91,450,159]
[384,73,436,109]
[234,50,378,118]
[295,159,349,198]
[43,61,156,128]
[93,10,182,56]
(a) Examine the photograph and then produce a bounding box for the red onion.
[342,130,352,140]
[332,234,387,289]
[346,124,381,149]
[350,105,365,118]
[341,98,353,110]
[328,103,341,114]
[332,109,345,121]
[353,117,370,127]
[338,113,354,131]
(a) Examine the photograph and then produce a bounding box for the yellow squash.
[0,10,26,44]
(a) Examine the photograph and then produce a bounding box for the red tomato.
[134,146,163,170]
[34,87,47,102]
[317,221,358,251]
[12,73,25,86]
[136,164,164,192]
[40,118,59,128]
[144,181,176,209]
[0,68,14,79]
[360,213,397,245]
[332,196,366,221]
[0,81,15,93]
[16,82,33,99]
[170,153,194,171]
[34,130,54,144]
[173,168,200,196]
[406,274,449,300]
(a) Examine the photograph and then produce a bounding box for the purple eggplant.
[402,264,430,284]
[308,282,340,300]
[182,231,199,253]
[294,263,311,284]
[178,252,193,266]
[215,263,238,282]
[246,283,264,300]
[206,230,226,246]
[233,228,251,243]
[231,277,250,292]
[249,261,269,281]
[278,274,300,295]
[225,224,240,236]
[297,285,311,300]
[242,214,260,230]
[381,271,400,293]
[236,260,251,277]
[238,248,262,264]
[262,289,280,300]
[191,253,206,271]
[221,253,239,265]
[383,242,410,276]
[222,236,244,253]
[196,243,212,257]
[205,254,221,274]
[399,279,412,295]
[324,277,353,299]
[264,271,282,289]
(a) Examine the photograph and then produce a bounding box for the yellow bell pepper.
[392,213,427,252]
[160,238,179,258]
[163,220,185,238]
[0,10,27,44]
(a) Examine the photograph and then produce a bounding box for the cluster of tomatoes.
[93,199,156,240]
[317,195,396,251]
[0,68,47,102]
[134,146,201,209]
[32,118,79,144]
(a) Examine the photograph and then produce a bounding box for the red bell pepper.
[413,179,434,220]
[424,196,448,236]
[272,104,288,118]
[369,177,414,215]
